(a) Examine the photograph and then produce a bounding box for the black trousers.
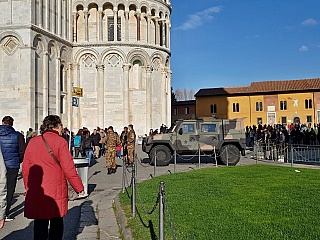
[6,168,19,216]
[34,217,64,240]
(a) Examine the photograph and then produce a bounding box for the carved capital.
[96,64,105,71]
[122,64,131,71]
[146,66,152,73]
[161,67,167,74]
[167,70,172,78]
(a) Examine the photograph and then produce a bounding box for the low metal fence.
[253,141,320,165]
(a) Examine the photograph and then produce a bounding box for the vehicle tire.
[218,145,240,166]
[150,145,172,166]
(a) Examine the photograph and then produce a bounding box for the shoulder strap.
[41,135,61,169]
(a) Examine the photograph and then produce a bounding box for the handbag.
[42,135,79,201]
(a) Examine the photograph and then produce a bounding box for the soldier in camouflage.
[127,124,136,165]
[120,127,128,163]
[102,126,121,174]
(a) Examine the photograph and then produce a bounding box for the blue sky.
[170,0,320,92]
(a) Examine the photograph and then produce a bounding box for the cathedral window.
[108,17,114,41]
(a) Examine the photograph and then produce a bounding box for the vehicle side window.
[201,124,216,133]
[181,124,195,133]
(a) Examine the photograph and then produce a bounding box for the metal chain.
[163,195,178,240]
[135,181,160,215]
[176,150,201,161]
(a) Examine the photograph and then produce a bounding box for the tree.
[175,89,183,101]
[174,88,196,101]
[171,87,177,102]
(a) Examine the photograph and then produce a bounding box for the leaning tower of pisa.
[0,0,172,135]
[72,0,172,135]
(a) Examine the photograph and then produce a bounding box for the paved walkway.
[0,146,319,239]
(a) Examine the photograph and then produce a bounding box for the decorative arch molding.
[60,45,71,63]
[47,40,60,59]
[127,48,150,66]
[33,34,47,52]
[74,47,100,64]
[101,48,126,63]
[140,1,150,10]
[0,30,24,46]
[151,51,165,65]
[74,1,85,11]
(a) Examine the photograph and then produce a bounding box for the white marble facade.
[0,0,172,136]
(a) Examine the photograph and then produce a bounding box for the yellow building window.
[233,103,239,112]
[256,102,262,111]
[280,101,287,110]
[305,99,312,109]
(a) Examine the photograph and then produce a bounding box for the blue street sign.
[72,97,79,107]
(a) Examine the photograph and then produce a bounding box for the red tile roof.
[195,78,320,97]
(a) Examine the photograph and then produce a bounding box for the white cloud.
[299,45,308,51]
[175,6,222,30]
[301,18,317,26]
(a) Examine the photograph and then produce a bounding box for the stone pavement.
[1,146,319,240]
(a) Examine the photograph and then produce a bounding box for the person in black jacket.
[91,129,101,159]
[82,131,94,166]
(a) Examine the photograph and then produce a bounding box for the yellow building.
[195,78,320,127]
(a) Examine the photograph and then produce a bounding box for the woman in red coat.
[22,115,84,240]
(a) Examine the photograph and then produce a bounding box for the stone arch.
[127,49,150,66]
[33,34,47,52]
[151,52,165,65]
[47,40,59,59]
[73,0,84,11]
[75,3,84,11]
[86,0,101,9]
[140,1,150,11]
[60,45,71,62]
[101,48,126,63]
[74,48,99,64]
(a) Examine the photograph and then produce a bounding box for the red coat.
[22,132,84,219]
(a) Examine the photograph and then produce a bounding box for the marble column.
[114,10,118,41]
[56,57,61,115]
[43,51,49,118]
[96,64,105,128]
[146,66,152,131]
[136,13,141,41]
[73,12,77,42]
[39,0,43,27]
[76,64,81,129]
[123,64,131,125]
[67,63,73,132]
[166,70,172,126]
[84,10,89,42]
[147,15,151,44]
[45,0,49,30]
[155,18,159,45]
[57,0,61,36]
[62,0,65,38]
[167,23,171,49]
[98,9,103,41]
[125,11,129,41]
[161,67,167,125]
[161,20,165,46]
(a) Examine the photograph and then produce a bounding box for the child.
[116,144,122,158]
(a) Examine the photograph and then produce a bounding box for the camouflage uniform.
[127,129,136,164]
[120,130,128,161]
[102,130,121,169]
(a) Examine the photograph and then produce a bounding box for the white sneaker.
[5,216,14,222]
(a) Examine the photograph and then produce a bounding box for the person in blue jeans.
[82,130,93,166]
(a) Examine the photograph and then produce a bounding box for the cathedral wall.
[0,0,31,26]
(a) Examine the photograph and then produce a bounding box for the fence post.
[174,150,177,173]
[159,181,165,240]
[255,143,258,164]
[154,150,157,177]
[122,157,126,193]
[132,164,136,217]
[291,146,293,168]
[198,146,201,169]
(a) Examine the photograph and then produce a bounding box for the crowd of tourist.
[246,123,320,146]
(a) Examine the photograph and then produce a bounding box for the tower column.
[98,9,103,42]
[167,23,171,49]
[39,0,43,27]
[147,15,151,44]
[161,67,167,125]
[73,12,77,42]
[57,0,61,36]
[113,9,118,41]
[84,10,89,42]
[123,64,131,125]
[43,51,49,118]
[155,18,159,45]
[166,70,172,126]
[161,20,165,46]
[56,57,61,115]
[146,66,152,131]
[96,65,105,127]
[125,11,129,41]
[136,13,141,41]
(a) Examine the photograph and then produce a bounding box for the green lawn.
[119,165,320,239]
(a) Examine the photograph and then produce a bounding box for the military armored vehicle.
[142,118,246,166]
